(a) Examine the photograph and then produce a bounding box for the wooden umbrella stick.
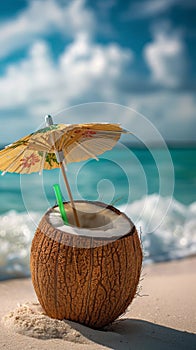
[45,115,80,228]
[59,162,80,227]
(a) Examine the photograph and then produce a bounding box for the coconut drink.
[0,115,143,328]
[30,201,142,329]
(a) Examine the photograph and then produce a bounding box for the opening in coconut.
[49,201,133,239]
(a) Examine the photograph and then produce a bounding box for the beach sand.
[0,257,195,350]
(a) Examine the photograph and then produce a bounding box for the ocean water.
[0,146,195,280]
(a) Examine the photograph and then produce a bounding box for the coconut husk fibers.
[30,201,143,329]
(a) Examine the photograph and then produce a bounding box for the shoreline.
[0,257,196,349]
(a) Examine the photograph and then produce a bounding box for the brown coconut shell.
[30,201,143,329]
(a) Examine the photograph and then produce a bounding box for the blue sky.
[0,0,195,144]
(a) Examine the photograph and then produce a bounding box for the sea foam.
[121,194,196,263]
[0,195,195,280]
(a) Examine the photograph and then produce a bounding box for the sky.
[0,0,195,144]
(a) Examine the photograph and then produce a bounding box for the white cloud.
[0,0,95,58]
[0,36,133,113]
[0,34,195,144]
[123,0,195,20]
[0,0,194,144]
[59,33,132,100]
[0,42,56,110]
[125,92,196,142]
[144,27,187,87]
[122,0,175,20]
[0,34,195,145]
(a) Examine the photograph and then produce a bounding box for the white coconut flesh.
[49,202,133,239]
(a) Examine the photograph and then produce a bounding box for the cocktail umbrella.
[0,115,128,226]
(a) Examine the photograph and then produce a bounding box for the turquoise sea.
[0,146,196,280]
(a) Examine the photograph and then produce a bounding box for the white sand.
[3,302,90,343]
[0,257,196,350]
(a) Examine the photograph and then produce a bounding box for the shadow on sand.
[68,318,196,350]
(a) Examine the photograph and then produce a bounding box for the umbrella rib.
[73,141,99,161]
[91,128,130,135]
[39,151,46,175]
[14,159,28,174]
[28,139,52,152]
[0,148,18,159]
[70,127,129,134]
[1,148,26,175]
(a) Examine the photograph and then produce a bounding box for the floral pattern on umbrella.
[73,129,97,138]
[20,154,40,169]
[45,153,58,167]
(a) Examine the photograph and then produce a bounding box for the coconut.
[30,201,142,329]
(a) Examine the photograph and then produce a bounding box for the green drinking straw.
[53,184,69,225]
